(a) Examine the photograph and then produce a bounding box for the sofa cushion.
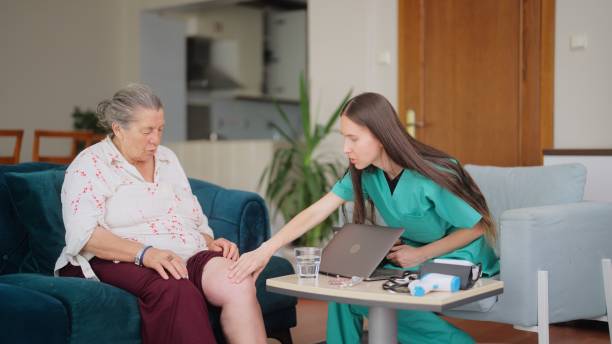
[0,281,68,344]
[0,163,65,275]
[465,163,586,229]
[4,169,67,274]
[0,273,140,344]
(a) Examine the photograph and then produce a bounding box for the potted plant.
[71,107,106,152]
[72,107,106,134]
[260,75,351,246]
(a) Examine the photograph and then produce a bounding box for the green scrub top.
[331,167,499,276]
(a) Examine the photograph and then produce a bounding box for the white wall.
[554,0,612,148]
[309,0,397,118]
[308,0,397,158]
[544,155,612,202]
[0,0,126,162]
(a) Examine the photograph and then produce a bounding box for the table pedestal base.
[369,306,397,344]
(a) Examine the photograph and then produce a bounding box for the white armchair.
[442,163,612,344]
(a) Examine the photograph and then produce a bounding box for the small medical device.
[408,273,460,297]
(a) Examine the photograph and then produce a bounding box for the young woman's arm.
[387,222,485,268]
[228,192,345,283]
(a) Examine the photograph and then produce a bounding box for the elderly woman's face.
[114,107,165,163]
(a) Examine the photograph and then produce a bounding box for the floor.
[268,299,610,344]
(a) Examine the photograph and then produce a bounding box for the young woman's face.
[113,107,165,164]
[340,115,383,170]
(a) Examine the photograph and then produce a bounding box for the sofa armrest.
[190,178,270,253]
[497,201,612,325]
[0,282,68,344]
[212,188,270,252]
[0,273,141,344]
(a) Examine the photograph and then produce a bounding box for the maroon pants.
[60,250,223,344]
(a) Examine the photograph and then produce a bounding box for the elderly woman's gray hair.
[96,83,163,133]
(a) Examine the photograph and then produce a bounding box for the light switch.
[377,51,391,65]
[569,34,588,50]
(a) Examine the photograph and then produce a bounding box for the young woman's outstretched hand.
[228,242,275,283]
[227,194,344,284]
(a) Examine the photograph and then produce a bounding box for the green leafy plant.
[72,107,106,134]
[260,75,351,246]
[71,107,106,152]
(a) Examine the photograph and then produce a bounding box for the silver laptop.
[319,224,405,280]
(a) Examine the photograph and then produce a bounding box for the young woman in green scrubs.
[229,92,500,343]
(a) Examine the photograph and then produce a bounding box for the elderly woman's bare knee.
[201,257,257,305]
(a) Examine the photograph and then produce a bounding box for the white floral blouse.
[54,137,214,280]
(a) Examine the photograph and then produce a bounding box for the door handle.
[405,109,424,137]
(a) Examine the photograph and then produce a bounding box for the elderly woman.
[54,84,267,344]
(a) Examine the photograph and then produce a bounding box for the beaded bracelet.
[134,245,153,266]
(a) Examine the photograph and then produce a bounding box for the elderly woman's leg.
[60,258,217,344]
[201,256,267,344]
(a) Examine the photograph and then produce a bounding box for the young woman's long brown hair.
[342,92,496,244]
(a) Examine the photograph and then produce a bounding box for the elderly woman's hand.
[203,235,239,261]
[142,247,188,280]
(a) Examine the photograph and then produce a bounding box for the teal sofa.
[0,162,297,344]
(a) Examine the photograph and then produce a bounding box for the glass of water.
[294,247,321,278]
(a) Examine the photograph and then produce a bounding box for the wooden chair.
[0,129,24,164]
[32,130,104,164]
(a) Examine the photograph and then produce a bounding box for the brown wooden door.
[398,0,555,166]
